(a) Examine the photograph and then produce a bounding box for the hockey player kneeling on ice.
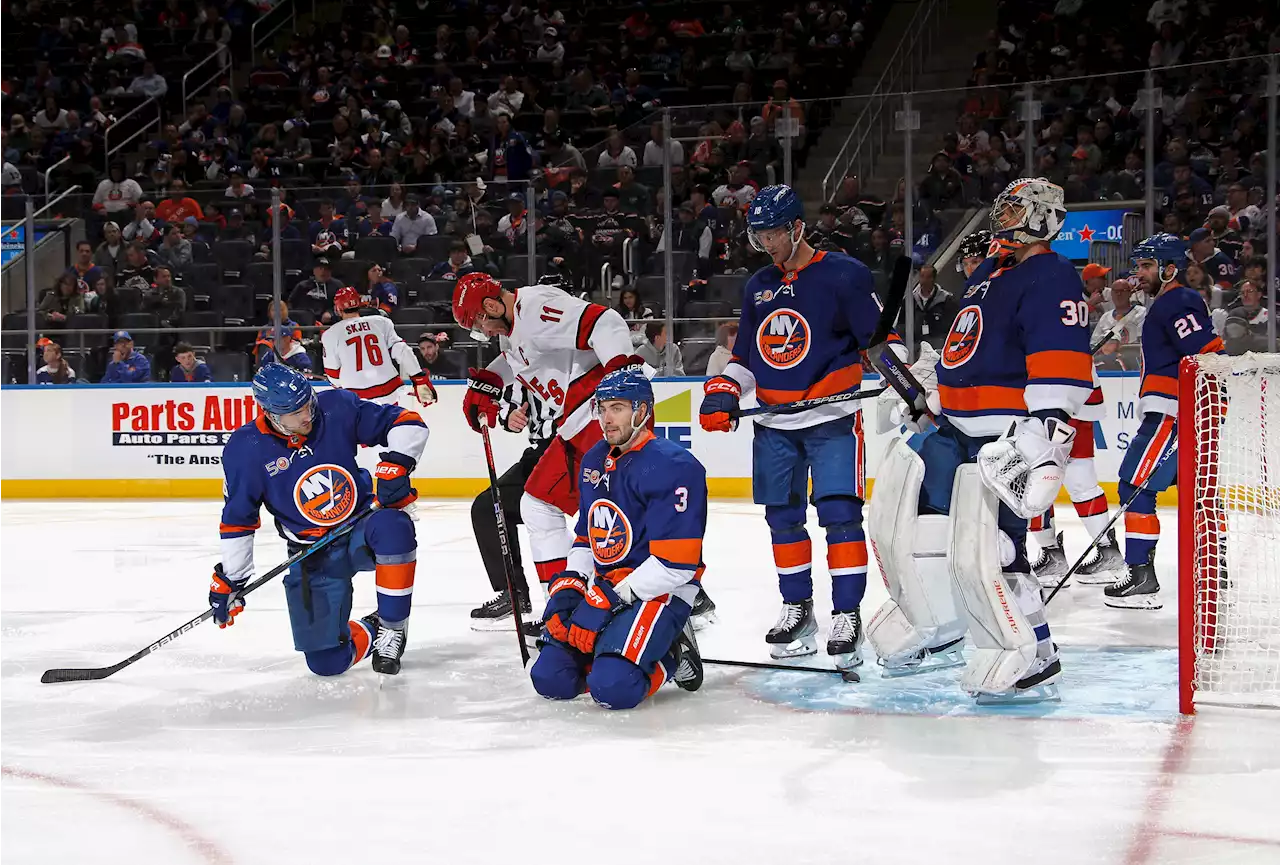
[699,184,905,670]
[212,364,429,677]
[529,369,705,709]
[1103,234,1224,610]
[867,178,1092,704]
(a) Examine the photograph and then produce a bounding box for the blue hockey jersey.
[567,430,707,607]
[724,249,901,430]
[1138,283,1223,416]
[936,249,1093,436]
[219,388,429,581]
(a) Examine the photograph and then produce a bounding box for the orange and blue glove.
[374,451,418,509]
[566,580,627,655]
[542,572,588,645]
[699,375,741,432]
[209,563,248,628]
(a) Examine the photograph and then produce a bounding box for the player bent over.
[699,184,902,670]
[1104,234,1224,610]
[212,363,428,676]
[322,286,436,407]
[530,368,705,709]
[866,179,1092,703]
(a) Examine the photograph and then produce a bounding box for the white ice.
[3,500,1279,865]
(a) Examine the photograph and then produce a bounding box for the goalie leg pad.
[866,439,968,672]
[948,466,1040,697]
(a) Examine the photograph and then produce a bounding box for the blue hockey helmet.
[746,184,805,252]
[595,366,654,414]
[253,363,316,431]
[1130,232,1187,271]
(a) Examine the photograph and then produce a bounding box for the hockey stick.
[733,385,889,418]
[40,504,378,684]
[480,425,532,667]
[703,657,860,683]
[1042,441,1178,606]
[1089,304,1142,355]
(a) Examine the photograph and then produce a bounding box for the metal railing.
[251,0,296,66]
[43,155,70,202]
[103,98,162,173]
[182,47,233,113]
[820,0,946,203]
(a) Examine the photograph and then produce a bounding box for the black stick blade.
[41,664,121,683]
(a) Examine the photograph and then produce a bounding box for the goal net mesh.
[1184,352,1280,710]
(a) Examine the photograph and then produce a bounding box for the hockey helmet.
[252,363,316,433]
[595,366,654,413]
[1130,232,1188,288]
[956,229,994,271]
[452,272,504,337]
[333,285,362,313]
[989,178,1066,253]
[746,184,805,252]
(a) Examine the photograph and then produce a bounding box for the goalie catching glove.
[976,416,1075,519]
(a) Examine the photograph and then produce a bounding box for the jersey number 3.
[345,334,384,371]
[1059,300,1089,327]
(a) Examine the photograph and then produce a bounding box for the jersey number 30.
[1059,300,1089,327]
[345,334,385,371]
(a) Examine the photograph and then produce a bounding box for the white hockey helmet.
[989,177,1066,253]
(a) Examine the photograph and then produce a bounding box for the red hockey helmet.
[452,272,503,335]
[334,285,362,313]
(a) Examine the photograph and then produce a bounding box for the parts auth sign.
[112,395,260,446]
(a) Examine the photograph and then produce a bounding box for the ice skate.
[878,636,967,678]
[1074,529,1127,585]
[765,598,818,660]
[826,609,864,672]
[1031,532,1069,590]
[973,648,1062,706]
[690,585,718,631]
[1104,553,1162,610]
[469,588,532,632]
[371,617,407,675]
[673,620,703,692]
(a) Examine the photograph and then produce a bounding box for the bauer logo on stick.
[293,463,359,526]
[756,308,811,369]
[941,305,984,369]
[588,500,632,566]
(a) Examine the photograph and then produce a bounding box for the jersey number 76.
[345,334,385,371]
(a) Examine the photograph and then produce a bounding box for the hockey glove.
[542,572,588,645]
[976,417,1075,519]
[463,367,504,431]
[566,580,627,655]
[209,563,248,628]
[374,451,418,509]
[410,371,437,407]
[699,376,741,433]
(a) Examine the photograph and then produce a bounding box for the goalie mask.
[989,178,1066,255]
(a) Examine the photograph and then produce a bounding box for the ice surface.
[3,501,1279,864]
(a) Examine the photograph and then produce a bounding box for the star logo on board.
[1078,224,1095,242]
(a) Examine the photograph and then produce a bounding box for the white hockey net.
[1180,352,1280,713]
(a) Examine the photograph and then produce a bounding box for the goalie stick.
[480,425,532,667]
[40,504,378,683]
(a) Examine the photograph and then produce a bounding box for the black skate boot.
[1075,529,1127,585]
[672,620,703,692]
[690,585,718,631]
[765,598,818,659]
[1031,532,1069,590]
[469,588,532,632]
[371,617,408,675]
[827,608,864,672]
[1104,551,1162,610]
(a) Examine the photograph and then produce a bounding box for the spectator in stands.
[355,201,394,239]
[288,259,342,325]
[155,180,203,225]
[543,136,587,175]
[806,204,858,255]
[34,95,69,132]
[68,241,107,296]
[614,165,651,216]
[92,222,126,275]
[538,26,565,62]
[170,341,211,383]
[35,337,75,385]
[1205,206,1244,262]
[254,301,301,365]
[919,152,964,209]
[39,273,85,325]
[383,182,408,220]
[155,224,192,273]
[1094,277,1147,355]
[705,322,739,377]
[1223,279,1270,355]
[597,130,638,169]
[258,328,314,373]
[1188,227,1238,288]
[713,162,758,209]
[129,61,168,99]
[567,168,602,210]
[417,331,463,379]
[114,242,156,297]
[1226,183,1261,237]
[910,265,959,353]
[615,287,656,323]
[361,149,397,189]
[101,330,151,383]
[636,321,684,376]
[93,162,142,216]
[148,264,186,328]
[224,169,255,201]
[219,208,255,242]
[1081,263,1112,319]
[488,75,526,118]
[391,194,437,254]
[742,116,782,186]
[122,201,160,245]
[364,265,399,316]
[860,227,900,279]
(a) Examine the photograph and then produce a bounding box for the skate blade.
[974,682,1061,706]
[1104,593,1163,610]
[879,646,966,678]
[1036,574,1068,590]
[1075,570,1127,586]
[690,609,718,631]
[829,649,863,672]
[470,617,518,632]
[768,639,818,660]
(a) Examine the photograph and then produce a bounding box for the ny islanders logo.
[293,463,359,526]
[588,500,632,567]
[941,305,983,369]
[756,308,811,369]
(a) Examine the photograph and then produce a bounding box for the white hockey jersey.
[321,313,422,400]
[488,284,633,441]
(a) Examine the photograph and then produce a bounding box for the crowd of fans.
[5,0,889,382]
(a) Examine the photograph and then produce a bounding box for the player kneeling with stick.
[529,368,706,709]
[211,364,429,676]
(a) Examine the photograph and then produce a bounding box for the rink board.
[0,373,1174,503]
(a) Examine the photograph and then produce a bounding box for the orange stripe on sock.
[348,619,372,666]
[376,561,416,591]
[1125,512,1160,534]
[827,540,868,570]
[773,539,812,569]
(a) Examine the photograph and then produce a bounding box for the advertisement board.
[1052,209,1128,261]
